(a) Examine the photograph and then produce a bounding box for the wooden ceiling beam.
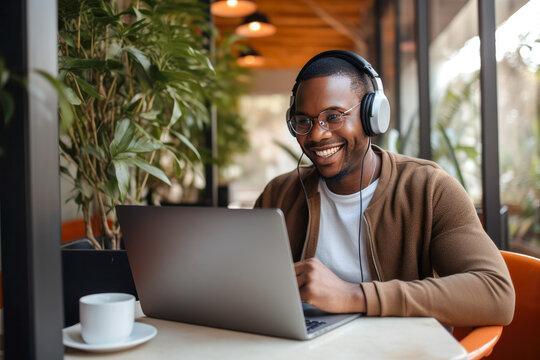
[246,37,353,45]
[213,0,375,69]
[301,0,367,54]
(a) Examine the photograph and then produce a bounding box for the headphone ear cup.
[370,91,391,135]
[286,96,296,137]
[360,92,375,137]
[286,117,295,137]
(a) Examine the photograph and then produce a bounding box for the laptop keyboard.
[305,319,327,332]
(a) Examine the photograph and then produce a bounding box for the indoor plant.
[58,0,216,249]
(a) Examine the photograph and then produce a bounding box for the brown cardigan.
[255,146,515,326]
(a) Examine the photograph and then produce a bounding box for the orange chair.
[61,215,113,243]
[485,251,540,359]
[454,325,503,360]
[61,218,87,243]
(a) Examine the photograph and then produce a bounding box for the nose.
[307,119,331,142]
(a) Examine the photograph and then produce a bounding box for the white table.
[64,316,467,359]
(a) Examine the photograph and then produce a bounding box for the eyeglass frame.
[287,101,362,136]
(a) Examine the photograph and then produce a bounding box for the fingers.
[295,258,321,296]
[295,263,310,302]
[295,258,323,284]
[294,261,304,275]
[296,272,308,288]
[294,257,321,273]
[298,283,310,302]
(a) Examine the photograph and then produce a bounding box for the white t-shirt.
[314,178,379,284]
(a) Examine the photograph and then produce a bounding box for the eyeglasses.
[288,102,362,135]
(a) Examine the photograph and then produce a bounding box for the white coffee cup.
[79,293,135,344]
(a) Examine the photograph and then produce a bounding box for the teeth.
[315,146,341,158]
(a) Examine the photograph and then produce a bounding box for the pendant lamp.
[237,48,265,67]
[210,0,257,18]
[236,12,276,37]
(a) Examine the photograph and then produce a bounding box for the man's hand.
[294,258,367,314]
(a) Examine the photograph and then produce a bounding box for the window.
[496,0,540,255]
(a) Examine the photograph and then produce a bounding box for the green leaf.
[126,97,143,113]
[125,137,162,153]
[102,179,120,202]
[59,165,73,178]
[0,90,15,125]
[132,7,145,21]
[60,57,108,70]
[170,99,181,126]
[438,124,467,191]
[126,157,171,186]
[105,59,123,70]
[139,109,160,120]
[273,139,307,164]
[123,19,148,36]
[110,119,136,156]
[75,77,105,100]
[35,70,74,130]
[132,121,157,141]
[112,160,130,201]
[0,67,9,87]
[64,87,81,105]
[124,46,151,73]
[159,70,196,83]
[59,30,75,48]
[455,145,479,159]
[171,130,201,160]
[81,145,105,159]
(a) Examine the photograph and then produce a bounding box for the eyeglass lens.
[290,109,344,135]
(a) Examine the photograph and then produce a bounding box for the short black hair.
[297,57,372,99]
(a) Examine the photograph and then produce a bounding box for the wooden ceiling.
[213,0,376,69]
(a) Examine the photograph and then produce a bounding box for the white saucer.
[63,322,157,353]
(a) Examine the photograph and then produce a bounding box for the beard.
[320,165,351,183]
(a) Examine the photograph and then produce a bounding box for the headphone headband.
[291,50,381,95]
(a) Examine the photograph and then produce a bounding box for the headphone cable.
[358,138,372,283]
[297,152,310,208]
[296,140,371,285]
[296,153,311,261]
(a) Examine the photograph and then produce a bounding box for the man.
[255,50,514,327]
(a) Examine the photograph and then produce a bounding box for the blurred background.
[213,0,539,256]
[1,0,538,267]
[45,0,538,256]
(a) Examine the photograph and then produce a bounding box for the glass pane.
[396,0,419,157]
[496,0,540,256]
[379,0,397,138]
[429,0,482,204]
[228,94,301,208]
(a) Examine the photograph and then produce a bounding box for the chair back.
[486,250,540,359]
[454,325,502,360]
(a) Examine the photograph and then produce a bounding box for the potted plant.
[58,0,218,325]
[59,0,216,248]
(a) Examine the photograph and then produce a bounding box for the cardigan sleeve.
[361,170,515,327]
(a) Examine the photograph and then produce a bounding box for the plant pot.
[62,249,137,327]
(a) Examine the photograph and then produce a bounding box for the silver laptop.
[117,205,360,340]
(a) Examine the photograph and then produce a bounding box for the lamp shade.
[237,48,265,67]
[236,12,276,37]
[210,0,257,18]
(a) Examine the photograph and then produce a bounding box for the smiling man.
[254,50,515,327]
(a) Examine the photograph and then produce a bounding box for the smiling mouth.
[314,145,342,158]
